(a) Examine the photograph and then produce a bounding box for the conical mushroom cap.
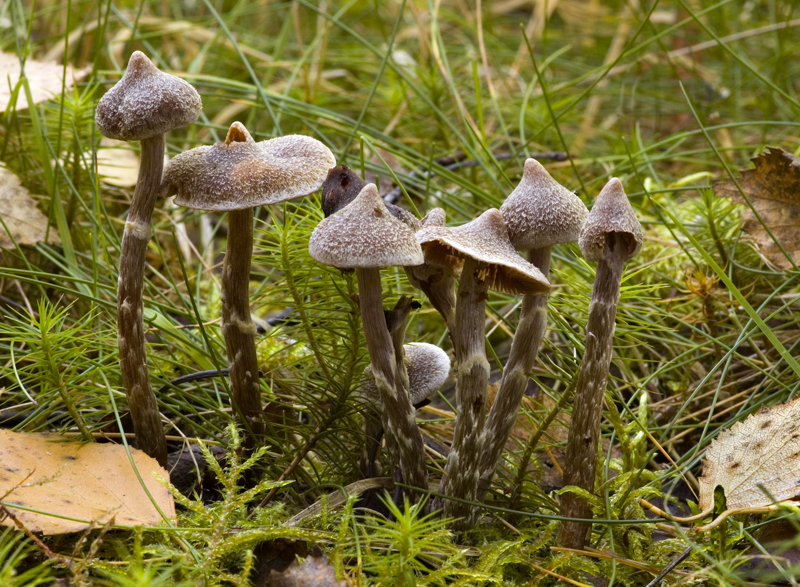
[161,122,336,211]
[500,158,589,250]
[417,208,550,295]
[96,51,202,141]
[309,184,424,268]
[360,342,450,406]
[579,178,643,262]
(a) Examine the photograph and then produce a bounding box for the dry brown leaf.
[0,51,89,113]
[96,139,140,188]
[714,147,800,269]
[699,398,800,511]
[0,167,60,248]
[0,430,175,534]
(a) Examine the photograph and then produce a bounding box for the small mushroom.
[417,208,550,522]
[477,159,588,501]
[406,209,462,338]
[358,342,451,477]
[557,178,642,549]
[161,122,335,447]
[309,183,428,496]
[95,51,202,466]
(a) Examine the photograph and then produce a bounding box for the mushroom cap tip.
[500,159,588,250]
[579,177,643,262]
[95,52,202,141]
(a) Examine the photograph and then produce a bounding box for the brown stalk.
[437,256,491,522]
[476,246,551,502]
[117,133,167,466]
[221,207,265,447]
[558,236,627,548]
[357,267,428,495]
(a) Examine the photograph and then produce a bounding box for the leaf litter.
[714,146,800,269]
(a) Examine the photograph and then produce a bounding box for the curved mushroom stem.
[414,271,457,343]
[558,235,626,549]
[357,267,428,496]
[437,256,491,523]
[117,133,167,467]
[221,207,265,449]
[476,247,551,503]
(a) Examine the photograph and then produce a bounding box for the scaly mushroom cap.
[409,207,463,283]
[421,207,446,228]
[360,342,450,406]
[96,51,202,141]
[417,208,550,295]
[579,177,643,263]
[309,183,424,268]
[500,158,589,250]
[161,122,336,211]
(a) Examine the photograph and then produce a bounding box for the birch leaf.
[699,398,800,511]
[0,167,60,248]
[0,51,88,112]
[0,430,174,534]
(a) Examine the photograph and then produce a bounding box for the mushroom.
[477,159,588,500]
[359,342,451,477]
[557,178,642,549]
[95,51,202,466]
[406,208,462,339]
[161,122,335,447]
[309,183,428,496]
[417,208,550,522]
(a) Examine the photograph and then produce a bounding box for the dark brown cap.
[500,158,588,250]
[417,208,550,295]
[579,177,643,262]
[161,122,336,211]
[309,183,423,268]
[95,51,202,141]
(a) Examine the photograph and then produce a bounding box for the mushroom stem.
[437,256,491,522]
[476,247,551,502]
[221,207,265,448]
[117,133,167,467]
[415,273,457,340]
[356,267,428,495]
[558,235,626,549]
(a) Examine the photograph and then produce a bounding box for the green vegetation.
[2,0,800,584]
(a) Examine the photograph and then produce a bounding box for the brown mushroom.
[309,183,428,496]
[161,122,335,447]
[477,159,588,501]
[417,208,550,523]
[95,51,202,466]
[557,177,642,549]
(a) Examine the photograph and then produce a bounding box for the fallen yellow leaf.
[0,167,61,248]
[0,430,174,534]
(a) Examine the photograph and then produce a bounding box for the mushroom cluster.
[97,53,644,538]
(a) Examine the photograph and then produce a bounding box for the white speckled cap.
[416,208,550,295]
[360,342,450,406]
[500,158,588,250]
[309,183,424,268]
[161,122,336,211]
[95,51,202,141]
[579,177,643,263]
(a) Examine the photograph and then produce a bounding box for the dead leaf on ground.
[0,430,175,534]
[263,548,346,587]
[0,167,60,248]
[699,397,800,511]
[0,51,89,113]
[714,147,800,269]
[95,139,140,188]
